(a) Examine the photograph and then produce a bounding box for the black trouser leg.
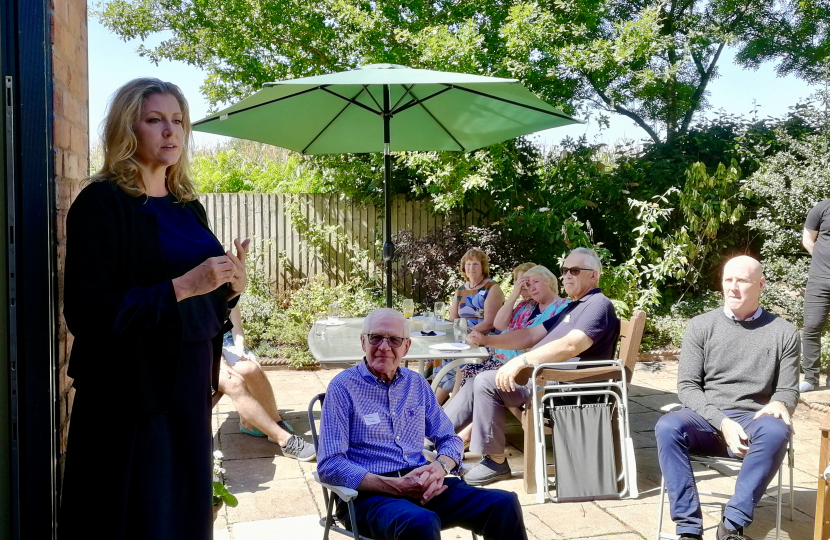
[802,279,830,384]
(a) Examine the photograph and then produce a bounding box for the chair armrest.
[430,357,484,392]
[660,403,682,413]
[532,359,625,385]
[312,471,359,502]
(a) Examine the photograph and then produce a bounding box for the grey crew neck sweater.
[678,307,800,429]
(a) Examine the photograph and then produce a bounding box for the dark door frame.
[3,0,59,538]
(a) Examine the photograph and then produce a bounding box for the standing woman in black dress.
[59,78,249,539]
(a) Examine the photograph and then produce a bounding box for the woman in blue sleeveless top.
[435,248,505,404]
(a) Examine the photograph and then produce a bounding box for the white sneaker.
[799,380,817,392]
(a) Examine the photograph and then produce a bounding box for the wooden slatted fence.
[198,193,495,299]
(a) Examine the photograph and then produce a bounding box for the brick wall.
[51,0,88,476]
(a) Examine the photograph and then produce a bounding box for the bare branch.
[691,50,706,77]
[586,73,662,143]
[680,41,726,133]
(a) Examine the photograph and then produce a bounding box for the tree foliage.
[191,140,326,193]
[97,0,828,147]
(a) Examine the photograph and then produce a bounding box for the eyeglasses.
[364,333,407,348]
[560,266,595,277]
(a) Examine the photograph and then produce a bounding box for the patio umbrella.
[193,63,580,306]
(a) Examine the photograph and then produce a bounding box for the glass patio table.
[307,317,489,390]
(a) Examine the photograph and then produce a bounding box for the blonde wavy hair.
[459,247,490,281]
[89,78,196,202]
[524,265,559,296]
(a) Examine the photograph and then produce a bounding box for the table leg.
[418,359,425,377]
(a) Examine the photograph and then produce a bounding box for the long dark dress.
[60,193,227,540]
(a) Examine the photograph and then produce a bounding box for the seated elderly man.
[447,247,619,486]
[317,308,527,540]
[655,256,799,540]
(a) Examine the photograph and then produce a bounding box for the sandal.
[239,423,267,437]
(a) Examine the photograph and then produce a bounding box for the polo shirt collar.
[723,306,763,322]
[570,288,602,303]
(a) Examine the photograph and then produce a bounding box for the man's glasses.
[364,334,407,348]
[560,266,595,277]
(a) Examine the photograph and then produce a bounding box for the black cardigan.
[64,181,234,413]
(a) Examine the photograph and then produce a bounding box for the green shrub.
[242,274,389,368]
[821,331,830,372]
[641,315,687,351]
[640,291,722,350]
[668,290,723,319]
[192,139,327,194]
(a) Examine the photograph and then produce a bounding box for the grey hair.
[362,308,411,338]
[523,265,559,296]
[569,247,602,275]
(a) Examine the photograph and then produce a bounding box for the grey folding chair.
[528,310,646,502]
[654,404,795,540]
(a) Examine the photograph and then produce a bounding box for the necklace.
[468,277,487,290]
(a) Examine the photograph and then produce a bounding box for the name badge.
[564,314,571,323]
[363,413,381,425]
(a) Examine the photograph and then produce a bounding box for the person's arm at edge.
[493,293,523,331]
[469,323,547,350]
[449,294,460,321]
[803,228,818,255]
[770,326,801,414]
[521,328,593,365]
[229,305,245,349]
[471,283,504,334]
[316,381,370,490]
[676,318,727,428]
[64,185,179,339]
[494,328,593,391]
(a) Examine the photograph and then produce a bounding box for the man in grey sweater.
[655,255,799,540]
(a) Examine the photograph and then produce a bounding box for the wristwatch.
[435,455,452,475]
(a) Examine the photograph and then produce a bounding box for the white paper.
[428,342,471,351]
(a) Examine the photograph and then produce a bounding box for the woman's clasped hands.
[173,238,251,301]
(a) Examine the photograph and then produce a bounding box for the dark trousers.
[338,476,527,540]
[654,408,790,536]
[802,279,830,384]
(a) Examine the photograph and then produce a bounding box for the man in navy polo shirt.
[446,247,620,486]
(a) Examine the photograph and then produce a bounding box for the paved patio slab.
[209,362,824,539]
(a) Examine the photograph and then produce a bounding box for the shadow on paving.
[209,364,820,540]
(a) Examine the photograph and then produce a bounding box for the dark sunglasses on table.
[560,266,595,277]
[364,334,408,348]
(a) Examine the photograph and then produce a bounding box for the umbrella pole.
[382,85,394,308]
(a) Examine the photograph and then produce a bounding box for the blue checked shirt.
[317,361,465,490]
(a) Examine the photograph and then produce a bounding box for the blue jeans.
[338,476,527,540]
[655,408,790,536]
